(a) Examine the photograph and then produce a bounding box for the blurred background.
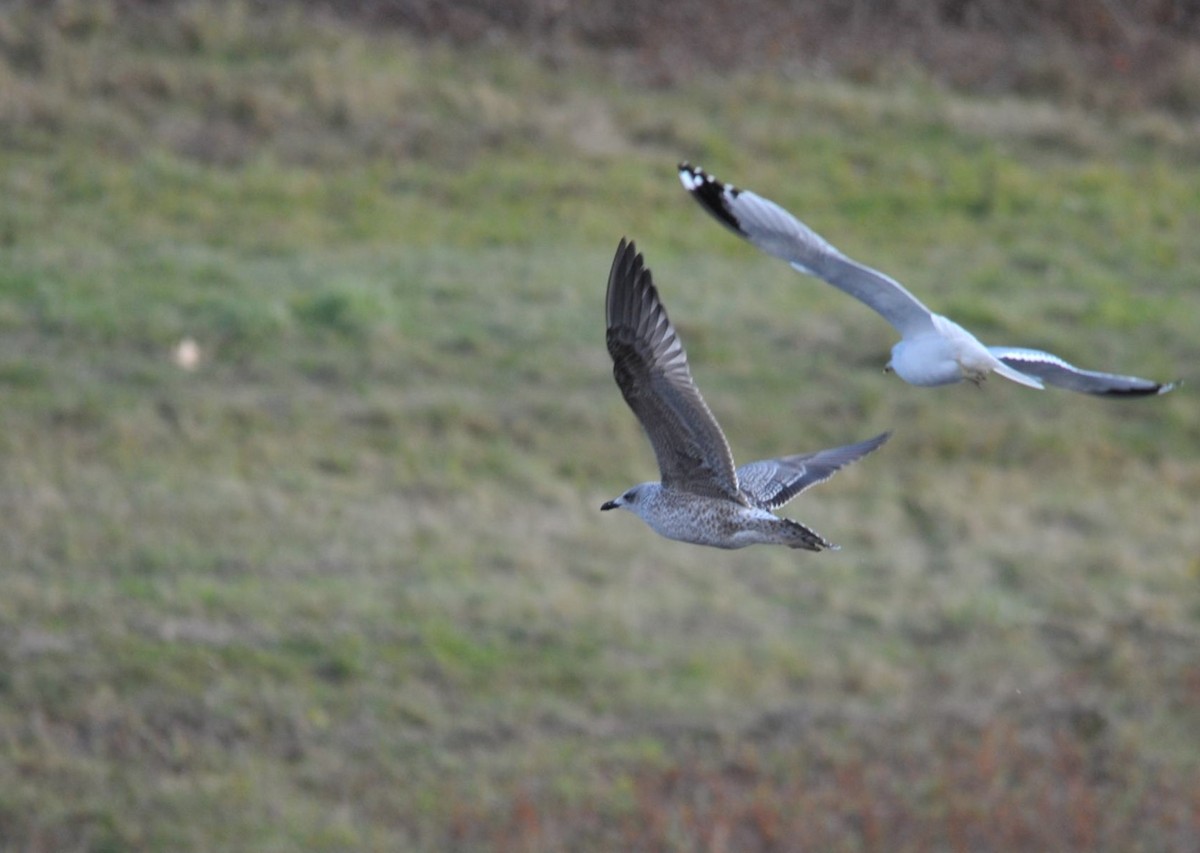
[1,1,1198,849]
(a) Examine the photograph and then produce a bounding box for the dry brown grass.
[269,0,1200,114]
[442,711,1200,851]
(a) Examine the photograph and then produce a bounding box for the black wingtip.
[678,162,745,236]
[607,236,657,334]
[1095,380,1177,398]
[611,237,642,283]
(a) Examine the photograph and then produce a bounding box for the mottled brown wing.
[606,238,743,502]
[737,432,891,511]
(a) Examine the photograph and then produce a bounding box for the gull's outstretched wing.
[988,347,1176,397]
[607,238,744,502]
[679,163,936,338]
[737,432,891,511]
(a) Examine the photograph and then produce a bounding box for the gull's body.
[679,164,1174,397]
[601,238,889,551]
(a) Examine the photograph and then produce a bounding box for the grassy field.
[1,3,1199,850]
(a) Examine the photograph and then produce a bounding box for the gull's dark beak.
[600,500,619,511]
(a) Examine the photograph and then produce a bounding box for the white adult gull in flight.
[679,163,1175,397]
[601,238,890,551]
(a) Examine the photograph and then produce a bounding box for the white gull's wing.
[607,238,744,502]
[679,163,936,339]
[737,432,891,511]
[987,347,1176,397]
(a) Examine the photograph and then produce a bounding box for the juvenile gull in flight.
[601,238,890,551]
[679,163,1175,397]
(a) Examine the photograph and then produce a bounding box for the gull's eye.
[624,490,637,504]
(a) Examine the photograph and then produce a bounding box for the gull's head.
[601,482,655,514]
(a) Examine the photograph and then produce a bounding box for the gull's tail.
[991,359,1044,389]
[779,517,838,552]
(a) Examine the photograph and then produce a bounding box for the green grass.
[1,3,1199,850]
